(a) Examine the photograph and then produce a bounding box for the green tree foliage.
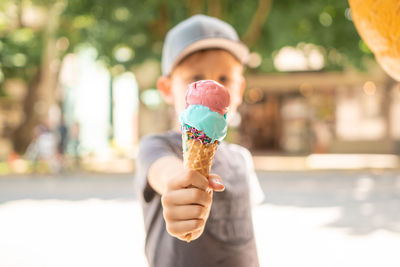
[60,0,373,73]
[1,0,373,94]
[257,0,373,72]
[0,1,44,95]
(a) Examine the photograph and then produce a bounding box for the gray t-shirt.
[135,131,260,267]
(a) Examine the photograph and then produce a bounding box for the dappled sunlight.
[0,199,147,267]
[254,204,400,267]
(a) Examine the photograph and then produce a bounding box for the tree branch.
[185,0,204,16]
[207,0,221,18]
[242,0,273,47]
[148,1,170,39]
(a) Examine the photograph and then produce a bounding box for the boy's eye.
[192,75,204,81]
[219,75,228,84]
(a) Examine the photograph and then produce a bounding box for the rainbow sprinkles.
[182,124,219,146]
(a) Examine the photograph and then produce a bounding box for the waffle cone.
[182,136,218,178]
[181,133,218,243]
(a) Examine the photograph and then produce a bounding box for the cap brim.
[171,38,249,72]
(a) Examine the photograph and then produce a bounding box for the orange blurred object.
[8,152,19,162]
[349,0,400,81]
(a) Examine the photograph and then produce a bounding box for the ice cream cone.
[181,132,218,242]
[179,80,230,242]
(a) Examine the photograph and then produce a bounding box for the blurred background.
[0,0,399,267]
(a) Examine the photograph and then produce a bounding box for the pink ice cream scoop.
[185,80,230,115]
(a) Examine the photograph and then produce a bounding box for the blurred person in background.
[25,122,60,173]
[136,15,263,267]
[56,115,68,171]
[70,121,81,170]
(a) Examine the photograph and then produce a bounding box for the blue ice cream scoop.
[179,105,228,143]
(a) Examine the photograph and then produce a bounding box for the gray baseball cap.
[161,14,249,76]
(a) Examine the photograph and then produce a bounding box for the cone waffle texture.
[182,135,218,178]
[182,132,218,243]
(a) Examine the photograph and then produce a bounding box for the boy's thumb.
[208,174,225,192]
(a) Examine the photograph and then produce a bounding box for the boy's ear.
[157,76,174,105]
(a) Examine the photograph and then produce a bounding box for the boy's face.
[157,49,245,124]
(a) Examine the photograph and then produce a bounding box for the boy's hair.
[161,14,249,77]
[171,48,243,76]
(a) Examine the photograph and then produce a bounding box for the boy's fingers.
[168,170,209,191]
[163,205,207,221]
[208,174,225,192]
[162,188,211,207]
[166,219,204,237]
[181,228,202,241]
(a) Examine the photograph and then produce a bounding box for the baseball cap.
[161,14,249,76]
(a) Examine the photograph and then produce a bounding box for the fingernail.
[212,177,223,185]
[211,178,225,191]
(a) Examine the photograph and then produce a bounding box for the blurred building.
[240,71,400,154]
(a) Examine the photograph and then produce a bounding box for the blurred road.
[0,171,399,267]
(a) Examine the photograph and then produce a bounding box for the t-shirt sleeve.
[135,135,179,204]
[242,148,265,205]
[230,144,265,205]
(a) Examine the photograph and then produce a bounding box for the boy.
[136,14,262,267]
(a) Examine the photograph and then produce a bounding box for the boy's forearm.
[148,156,184,195]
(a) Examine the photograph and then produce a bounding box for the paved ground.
[0,170,399,267]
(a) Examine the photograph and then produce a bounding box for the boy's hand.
[161,170,224,241]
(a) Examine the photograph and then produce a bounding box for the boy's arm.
[147,155,224,241]
[147,155,184,195]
